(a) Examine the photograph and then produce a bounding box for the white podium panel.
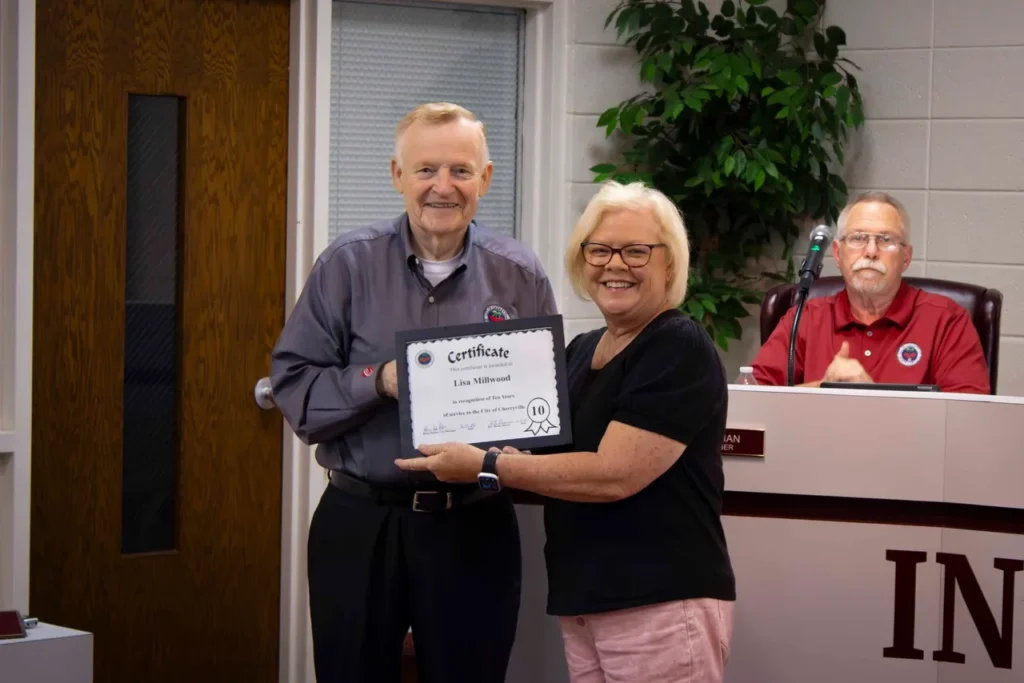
[721,386,1024,683]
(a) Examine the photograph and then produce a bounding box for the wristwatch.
[478,448,502,492]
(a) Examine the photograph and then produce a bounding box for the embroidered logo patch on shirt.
[415,350,434,368]
[897,342,922,367]
[361,366,374,378]
[484,305,510,322]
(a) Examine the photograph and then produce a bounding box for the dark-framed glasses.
[839,232,905,252]
[581,242,665,267]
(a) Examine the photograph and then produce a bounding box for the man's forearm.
[498,451,627,503]
[271,359,387,444]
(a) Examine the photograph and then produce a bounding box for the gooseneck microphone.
[788,225,834,386]
[797,225,833,293]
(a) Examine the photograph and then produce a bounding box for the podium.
[720,385,1024,683]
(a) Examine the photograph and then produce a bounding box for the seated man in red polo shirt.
[752,191,990,393]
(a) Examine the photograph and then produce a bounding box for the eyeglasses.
[581,242,665,267]
[839,232,905,252]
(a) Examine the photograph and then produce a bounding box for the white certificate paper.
[405,327,562,448]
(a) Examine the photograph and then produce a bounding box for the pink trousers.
[558,598,735,683]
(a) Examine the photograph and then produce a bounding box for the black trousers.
[307,482,522,683]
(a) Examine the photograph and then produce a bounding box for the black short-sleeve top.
[543,309,736,616]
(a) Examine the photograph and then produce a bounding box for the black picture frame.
[395,314,573,459]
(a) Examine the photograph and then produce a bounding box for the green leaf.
[761,86,775,96]
[775,106,789,119]
[642,60,657,82]
[755,6,778,23]
[657,51,674,74]
[767,90,791,105]
[590,163,617,174]
[836,85,851,116]
[596,108,617,128]
[751,58,762,80]
[681,38,696,55]
[790,146,801,164]
[686,299,706,319]
[754,169,766,189]
[793,0,818,18]
[735,74,749,94]
[700,297,719,314]
[820,72,843,88]
[777,70,801,86]
[826,26,847,47]
[684,96,703,111]
[812,121,825,139]
[721,0,735,17]
[724,156,736,176]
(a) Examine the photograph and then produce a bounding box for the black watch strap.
[482,448,500,475]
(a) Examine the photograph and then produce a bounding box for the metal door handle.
[254,377,275,409]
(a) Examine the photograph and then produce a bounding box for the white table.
[0,622,93,683]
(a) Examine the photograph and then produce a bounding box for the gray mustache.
[853,259,887,274]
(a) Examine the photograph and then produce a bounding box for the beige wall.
[566,0,1024,395]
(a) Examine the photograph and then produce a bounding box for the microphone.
[797,225,833,292]
[787,224,833,386]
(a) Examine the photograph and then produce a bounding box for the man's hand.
[821,341,874,384]
[377,361,399,399]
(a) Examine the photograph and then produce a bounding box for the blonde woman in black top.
[398,180,736,682]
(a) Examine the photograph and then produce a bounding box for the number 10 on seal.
[395,315,573,457]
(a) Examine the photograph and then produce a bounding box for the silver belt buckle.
[412,490,452,512]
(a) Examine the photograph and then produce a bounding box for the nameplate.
[722,428,765,457]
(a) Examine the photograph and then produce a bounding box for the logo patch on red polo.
[897,343,922,367]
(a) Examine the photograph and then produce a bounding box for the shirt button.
[428,296,435,304]
[866,331,873,337]
[864,350,872,357]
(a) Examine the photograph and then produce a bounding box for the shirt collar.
[834,280,915,330]
[401,213,476,270]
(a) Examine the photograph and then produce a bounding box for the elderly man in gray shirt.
[270,103,558,683]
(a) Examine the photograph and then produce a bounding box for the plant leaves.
[820,72,843,88]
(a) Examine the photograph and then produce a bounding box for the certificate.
[395,315,572,457]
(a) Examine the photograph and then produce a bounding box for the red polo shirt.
[752,282,991,394]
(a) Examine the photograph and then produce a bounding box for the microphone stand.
[786,285,810,387]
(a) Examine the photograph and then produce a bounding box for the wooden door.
[31,1,289,682]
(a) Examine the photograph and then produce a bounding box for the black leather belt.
[328,469,493,512]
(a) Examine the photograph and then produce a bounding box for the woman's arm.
[498,421,686,502]
[399,421,686,503]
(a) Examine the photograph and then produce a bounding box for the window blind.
[330,0,525,240]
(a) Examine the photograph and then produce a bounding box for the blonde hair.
[393,102,490,167]
[564,181,690,307]
[836,190,911,242]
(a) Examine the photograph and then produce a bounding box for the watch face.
[478,473,501,492]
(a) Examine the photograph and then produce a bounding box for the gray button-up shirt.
[270,214,559,485]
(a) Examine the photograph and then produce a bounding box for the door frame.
[1,0,570,681]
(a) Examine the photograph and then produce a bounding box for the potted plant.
[592,0,864,350]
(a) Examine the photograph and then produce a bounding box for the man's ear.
[477,161,494,197]
[390,158,403,194]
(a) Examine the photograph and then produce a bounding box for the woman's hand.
[395,442,486,483]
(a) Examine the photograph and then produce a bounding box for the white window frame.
[0,0,35,619]
[0,0,568,681]
[288,2,569,680]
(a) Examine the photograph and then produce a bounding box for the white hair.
[836,191,911,242]
[392,102,489,168]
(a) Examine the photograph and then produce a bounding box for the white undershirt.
[420,253,461,287]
